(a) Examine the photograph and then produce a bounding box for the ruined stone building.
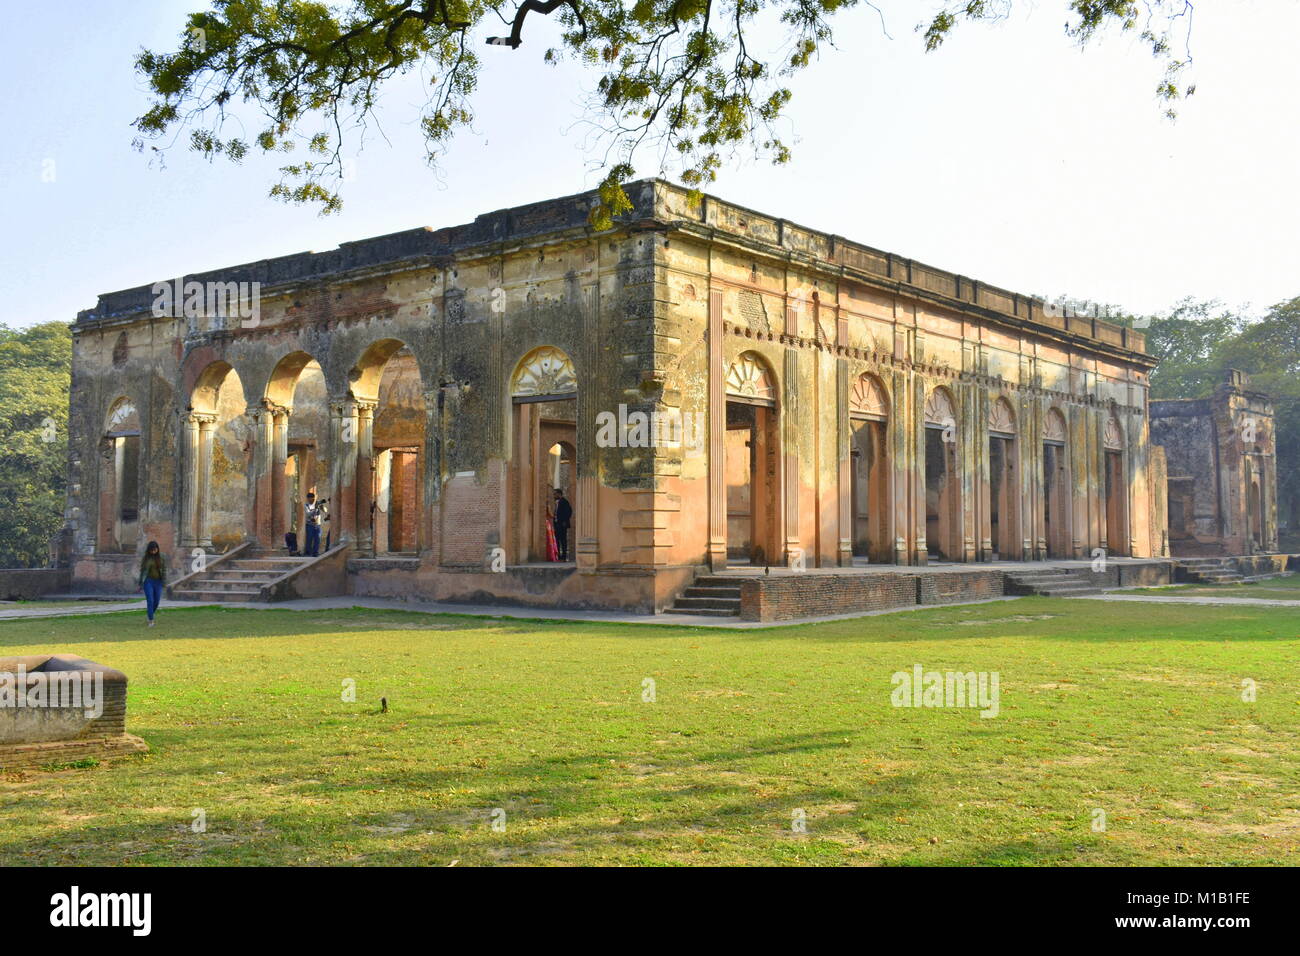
[64,179,1174,613]
[1151,371,1279,556]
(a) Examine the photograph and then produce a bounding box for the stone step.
[669,606,742,618]
[171,588,263,602]
[683,586,742,599]
[672,596,742,611]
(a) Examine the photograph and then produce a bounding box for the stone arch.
[1103,410,1128,555]
[353,339,427,555]
[1103,411,1123,451]
[924,385,957,427]
[849,372,889,420]
[182,361,251,549]
[988,397,1016,436]
[725,351,776,405]
[265,350,325,410]
[511,345,577,399]
[260,351,331,550]
[1043,407,1068,443]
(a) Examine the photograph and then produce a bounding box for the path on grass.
[1077,594,1300,608]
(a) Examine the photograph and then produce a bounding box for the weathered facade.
[64,179,1170,612]
[1151,371,1279,556]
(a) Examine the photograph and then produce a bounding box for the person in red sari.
[544,503,560,562]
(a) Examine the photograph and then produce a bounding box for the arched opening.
[1103,412,1128,556]
[924,387,960,562]
[848,373,891,563]
[264,352,330,553]
[1043,408,1070,559]
[725,352,780,565]
[510,346,577,564]
[99,398,140,554]
[186,362,250,550]
[987,397,1019,561]
[354,340,426,556]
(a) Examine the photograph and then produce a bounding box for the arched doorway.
[265,352,330,551]
[99,397,140,553]
[185,362,251,550]
[987,397,1019,561]
[1103,412,1128,556]
[510,346,578,564]
[848,373,891,563]
[1043,408,1070,559]
[725,352,780,565]
[924,387,960,562]
[1246,460,1262,552]
[353,340,426,556]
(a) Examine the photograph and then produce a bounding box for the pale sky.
[2,0,1297,329]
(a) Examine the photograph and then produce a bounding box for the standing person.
[304,493,328,557]
[552,488,573,562]
[137,540,166,627]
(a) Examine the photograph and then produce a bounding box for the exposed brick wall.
[739,572,921,622]
[916,570,1005,605]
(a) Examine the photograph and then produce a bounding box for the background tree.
[0,322,71,569]
[133,0,1197,225]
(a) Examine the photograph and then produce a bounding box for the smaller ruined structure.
[1150,370,1279,556]
[0,655,147,769]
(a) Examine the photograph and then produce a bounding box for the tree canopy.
[133,0,1197,225]
[0,323,71,569]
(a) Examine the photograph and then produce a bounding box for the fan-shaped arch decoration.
[1103,414,1123,451]
[511,346,577,398]
[988,398,1016,436]
[849,374,889,420]
[726,352,775,404]
[924,387,956,426]
[105,397,140,436]
[1043,408,1068,443]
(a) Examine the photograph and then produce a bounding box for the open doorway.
[1103,413,1127,556]
[987,398,1019,561]
[724,353,780,565]
[510,346,579,564]
[924,387,960,562]
[100,398,140,554]
[848,373,891,562]
[1043,408,1070,558]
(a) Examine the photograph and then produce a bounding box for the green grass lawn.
[1128,573,1300,601]
[1,599,1297,866]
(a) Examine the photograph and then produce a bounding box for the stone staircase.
[170,549,314,603]
[667,575,742,617]
[1003,566,1106,598]
[1175,557,1246,585]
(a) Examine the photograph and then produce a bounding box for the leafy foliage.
[0,323,71,568]
[133,0,1197,225]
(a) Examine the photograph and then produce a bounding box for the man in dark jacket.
[552,488,573,562]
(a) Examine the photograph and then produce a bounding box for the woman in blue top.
[137,541,166,627]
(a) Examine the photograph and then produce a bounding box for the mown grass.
[1,599,1297,866]
[1128,573,1300,601]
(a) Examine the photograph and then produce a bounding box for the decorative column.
[329,398,359,547]
[248,403,274,546]
[355,400,376,555]
[180,413,201,549]
[707,288,727,570]
[195,414,217,549]
[269,405,289,545]
[576,282,601,571]
[836,359,853,566]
